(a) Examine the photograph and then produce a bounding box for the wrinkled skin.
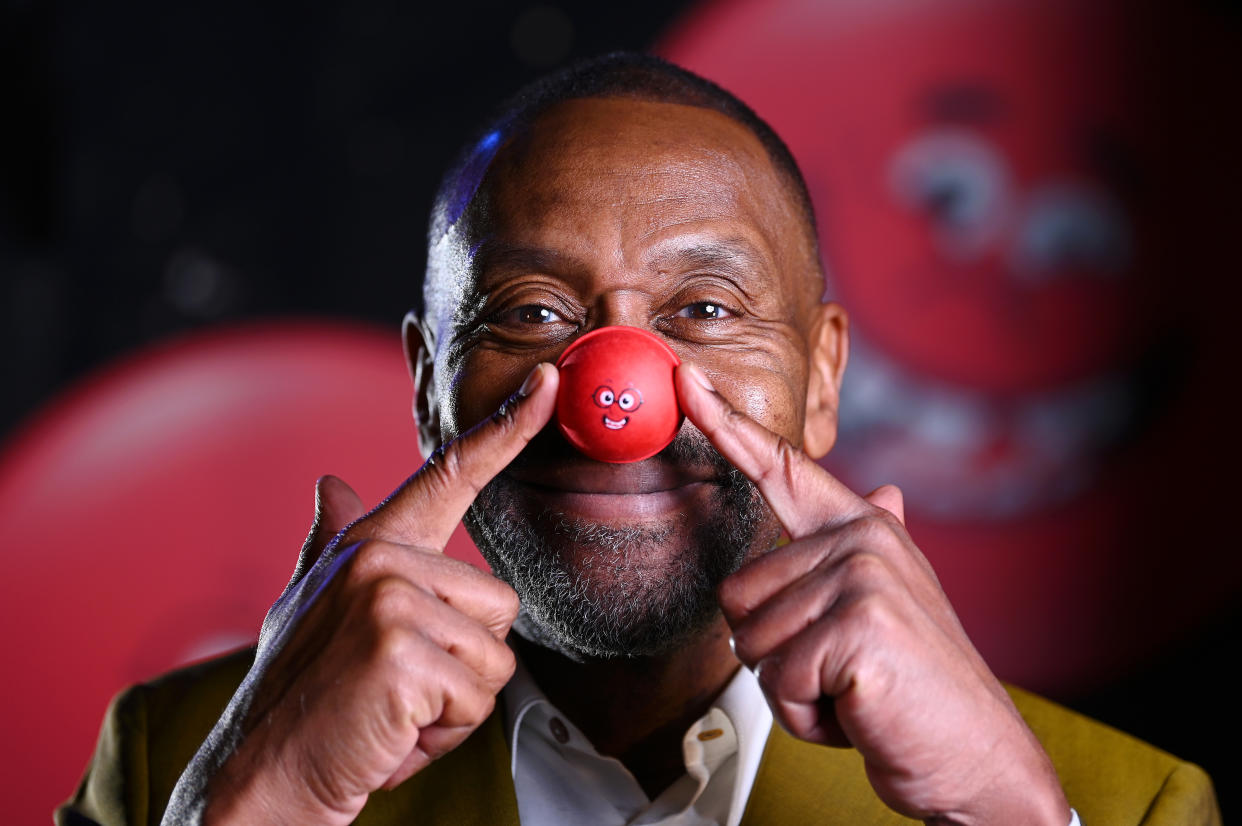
[182,98,1069,825]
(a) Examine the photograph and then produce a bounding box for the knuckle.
[838,550,892,588]
[463,689,497,729]
[841,591,898,638]
[382,677,427,734]
[477,683,499,719]
[426,440,463,485]
[774,435,800,469]
[371,625,417,672]
[489,393,522,436]
[716,575,753,619]
[348,540,396,583]
[754,655,790,695]
[721,403,750,430]
[848,647,897,702]
[440,441,467,483]
[494,641,517,681]
[483,576,521,620]
[367,575,417,622]
[441,617,490,662]
[474,639,516,694]
[441,670,496,728]
[423,439,482,499]
[847,512,900,547]
[729,626,761,666]
[757,434,800,488]
[871,507,903,531]
[858,511,893,535]
[499,587,521,623]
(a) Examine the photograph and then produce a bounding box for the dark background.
[1,0,704,439]
[3,0,1237,815]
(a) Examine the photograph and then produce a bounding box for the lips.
[507,455,718,496]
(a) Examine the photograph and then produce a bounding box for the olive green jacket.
[57,648,1221,825]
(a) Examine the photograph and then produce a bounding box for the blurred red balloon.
[0,321,483,825]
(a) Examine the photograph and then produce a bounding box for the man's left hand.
[676,363,1071,826]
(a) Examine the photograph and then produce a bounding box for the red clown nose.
[555,326,683,463]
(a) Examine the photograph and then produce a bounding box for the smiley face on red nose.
[556,327,682,463]
[593,384,643,430]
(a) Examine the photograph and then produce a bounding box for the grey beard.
[464,435,776,660]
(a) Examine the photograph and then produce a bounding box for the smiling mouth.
[503,456,725,522]
[603,415,629,430]
[507,477,716,522]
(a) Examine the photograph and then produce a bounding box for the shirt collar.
[501,643,773,825]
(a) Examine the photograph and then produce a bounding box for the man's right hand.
[198,362,559,825]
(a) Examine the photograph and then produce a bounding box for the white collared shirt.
[501,653,1082,826]
[503,655,771,826]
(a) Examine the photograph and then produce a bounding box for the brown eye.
[512,305,563,324]
[675,302,733,320]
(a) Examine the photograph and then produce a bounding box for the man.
[60,53,1218,825]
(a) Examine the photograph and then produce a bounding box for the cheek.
[710,366,805,444]
[439,352,535,440]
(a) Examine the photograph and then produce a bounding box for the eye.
[492,304,564,325]
[593,386,615,408]
[616,388,642,411]
[674,302,734,320]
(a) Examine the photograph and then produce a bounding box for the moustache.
[504,416,737,481]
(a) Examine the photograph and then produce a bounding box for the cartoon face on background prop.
[663,0,1241,693]
[556,326,683,463]
[669,0,1154,519]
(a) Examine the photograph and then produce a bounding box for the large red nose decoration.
[555,326,683,463]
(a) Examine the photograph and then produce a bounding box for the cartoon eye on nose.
[617,389,642,412]
[594,386,615,408]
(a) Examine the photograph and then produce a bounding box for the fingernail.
[684,363,715,392]
[518,363,546,397]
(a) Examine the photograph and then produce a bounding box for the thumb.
[291,474,367,584]
[864,483,906,526]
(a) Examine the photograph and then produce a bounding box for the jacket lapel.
[739,724,917,825]
[357,709,520,826]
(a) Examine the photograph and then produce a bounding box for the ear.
[802,301,849,460]
[402,311,442,460]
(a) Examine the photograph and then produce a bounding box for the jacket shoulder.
[744,686,1220,826]
[57,647,518,826]
[56,647,255,826]
[1007,685,1221,826]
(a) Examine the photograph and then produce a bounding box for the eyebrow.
[470,240,589,283]
[648,239,770,294]
[472,238,767,282]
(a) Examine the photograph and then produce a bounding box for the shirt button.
[549,716,570,744]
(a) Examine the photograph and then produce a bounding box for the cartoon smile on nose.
[594,385,643,431]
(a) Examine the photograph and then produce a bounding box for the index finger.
[352,362,559,549]
[675,362,869,539]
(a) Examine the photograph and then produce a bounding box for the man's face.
[424,97,833,657]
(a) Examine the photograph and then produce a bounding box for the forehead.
[474,97,801,250]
